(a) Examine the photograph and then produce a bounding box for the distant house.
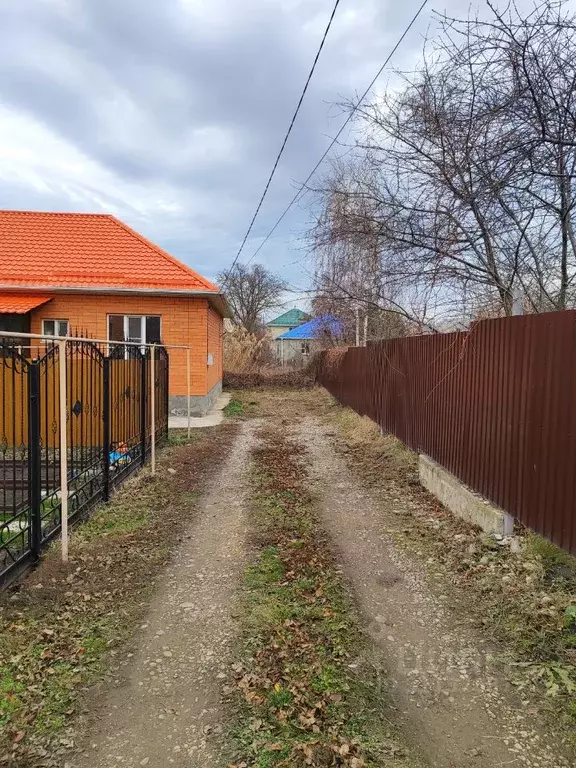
[266,308,310,339]
[0,210,231,415]
[276,314,342,365]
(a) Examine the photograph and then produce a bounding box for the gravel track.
[73,421,257,768]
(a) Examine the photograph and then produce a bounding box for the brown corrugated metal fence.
[316,311,576,555]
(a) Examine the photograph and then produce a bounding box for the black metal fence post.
[28,363,42,560]
[102,357,110,502]
[140,352,147,466]
[164,349,169,440]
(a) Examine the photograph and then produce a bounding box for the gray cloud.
[0,0,484,290]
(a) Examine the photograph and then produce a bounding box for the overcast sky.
[0,0,548,309]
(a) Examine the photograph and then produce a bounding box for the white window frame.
[107,314,162,356]
[301,340,311,356]
[42,319,69,337]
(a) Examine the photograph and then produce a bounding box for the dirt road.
[63,392,573,768]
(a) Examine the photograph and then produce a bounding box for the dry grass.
[223,328,319,389]
[237,385,416,482]
[223,327,274,373]
[224,368,315,389]
[231,386,332,418]
[328,409,417,481]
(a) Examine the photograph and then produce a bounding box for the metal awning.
[0,293,53,314]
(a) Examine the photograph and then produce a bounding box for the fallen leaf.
[298,712,316,728]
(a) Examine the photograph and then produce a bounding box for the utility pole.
[355,307,360,347]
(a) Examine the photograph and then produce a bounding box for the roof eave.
[0,284,232,318]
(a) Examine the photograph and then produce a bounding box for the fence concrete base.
[419,455,514,536]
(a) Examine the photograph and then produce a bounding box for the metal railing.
[0,336,169,588]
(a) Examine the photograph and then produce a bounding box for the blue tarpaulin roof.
[277,314,342,340]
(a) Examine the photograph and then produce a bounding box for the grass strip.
[227,423,420,768]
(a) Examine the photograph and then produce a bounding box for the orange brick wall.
[29,294,220,397]
[207,306,223,392]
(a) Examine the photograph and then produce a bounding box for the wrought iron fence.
[0,340,169,588]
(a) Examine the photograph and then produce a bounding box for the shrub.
[223,326,274,372]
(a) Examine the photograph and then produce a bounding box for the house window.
[42,319,69,337]
[301,341,310,356]
[0,313,31,355]
[0,314,30,334]
[108,315,162,355]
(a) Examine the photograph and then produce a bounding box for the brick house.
[0,210,230,415]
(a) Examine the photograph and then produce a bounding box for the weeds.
[224,398,245,417]
[167,429,201,446]
[223,326,274,372]
[525,535,576,585]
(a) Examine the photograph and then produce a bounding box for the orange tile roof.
[0,211,219,292]
[0,293,53,313]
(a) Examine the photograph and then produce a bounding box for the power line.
[242,0,429,269]
[221,0,343,287]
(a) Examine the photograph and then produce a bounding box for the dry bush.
[224,327,319,388]
[321,346,348,370]
[223,367,315,390]
[223,326,274,372]
[313,346,348,387]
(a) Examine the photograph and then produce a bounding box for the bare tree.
[309,158,417,338]
[308,0,576,327]
[217,263,287,334]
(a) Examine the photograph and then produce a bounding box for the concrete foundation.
[169,381,222,417]
[419,454,514,536]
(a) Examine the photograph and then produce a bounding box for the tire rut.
[295,416,571,768]
[72,420,258,768]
